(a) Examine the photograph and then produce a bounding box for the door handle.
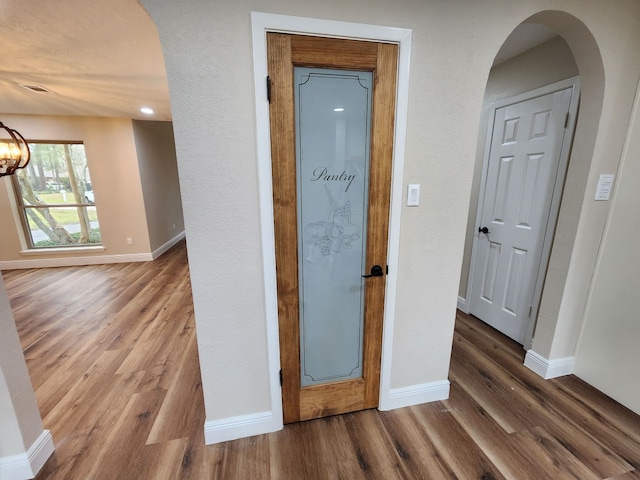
[362,265,384,278]
[478,226,490,234]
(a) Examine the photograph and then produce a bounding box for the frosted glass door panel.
[295,67,373,387]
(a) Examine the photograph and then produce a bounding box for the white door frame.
[466,76,580,350]
[251,12,412,427]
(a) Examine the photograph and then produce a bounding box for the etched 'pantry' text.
[310,167,356,192]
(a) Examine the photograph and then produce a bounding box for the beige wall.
[0,115,151,264]
[574,79,640,414]
[132,120,184,251]
[142,0,640,427]
[459,36,579,300]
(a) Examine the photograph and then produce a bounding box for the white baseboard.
[524,350,575,379]
[151,231,186,260]
[0,231,186,270]
[0,429,54,480]
[203,381,450,444]
[204,410,282,445]
[457,295,468,312]
[0,252,153,270]
[379,380,450,411]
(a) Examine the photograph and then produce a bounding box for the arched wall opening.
[458,10,605,362]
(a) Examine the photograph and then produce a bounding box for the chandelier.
[0,122,30,177]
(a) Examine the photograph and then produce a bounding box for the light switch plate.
[595,174,615,201]
[407,184,420,206]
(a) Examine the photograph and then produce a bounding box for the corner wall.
[132,120,185,252]
[573,79,640,415]
[0,277,53,478]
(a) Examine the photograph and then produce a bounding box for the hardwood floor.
[4,240,640,479]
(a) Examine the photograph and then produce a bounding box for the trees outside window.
[12,142,102,248]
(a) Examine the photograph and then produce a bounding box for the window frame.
[11,141,102,250]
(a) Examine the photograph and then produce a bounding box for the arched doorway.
[459,11,605,366]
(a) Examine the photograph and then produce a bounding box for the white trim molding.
[524,350,575,379]
[151,231,186,260]
[250,12,412,442]
[457,295,468,313]
[204,411,279,444]
[0,252,154,270]
[0,429,54,480]
[379,380,450,411]
[1,231,186,270]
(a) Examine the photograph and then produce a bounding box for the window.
[12,142,101,248]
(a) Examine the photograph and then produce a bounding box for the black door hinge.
[386,265,389,275]
[279,369,283,386]
[267,76,272,103]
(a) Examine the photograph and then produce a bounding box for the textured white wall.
[574,80,640,415]
[0,369,24,456]
[0,277,43,457]
[141,0,640,426]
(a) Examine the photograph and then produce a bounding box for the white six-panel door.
[470,86,574,344]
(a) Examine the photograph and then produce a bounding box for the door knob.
[478,226,489,234]
[362,265,384,278]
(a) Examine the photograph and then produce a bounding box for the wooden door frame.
[465,76,581,351]
[251,12,412,430]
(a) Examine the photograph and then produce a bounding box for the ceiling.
[0,3,557,124]
[0,0,171,121]
[494,23,558,66]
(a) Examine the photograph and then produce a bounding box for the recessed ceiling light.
[333,107,345,112]
[140,107,154,115]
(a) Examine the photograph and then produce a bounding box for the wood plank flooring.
[4,240,640,479]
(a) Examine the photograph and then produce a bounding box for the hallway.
[5,242,640,479]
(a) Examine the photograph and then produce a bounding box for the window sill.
[20,245,106,256]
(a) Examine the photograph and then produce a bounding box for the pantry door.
[267,33,397,423]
